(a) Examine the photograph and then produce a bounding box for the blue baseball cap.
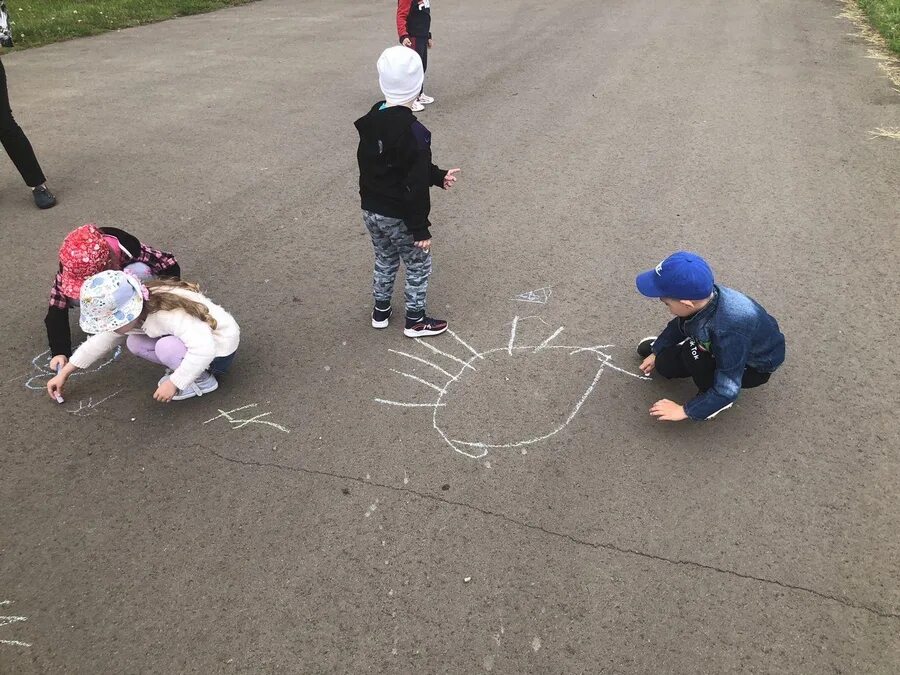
[635,252,714,300]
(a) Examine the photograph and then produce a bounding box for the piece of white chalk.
[55,365,64,404]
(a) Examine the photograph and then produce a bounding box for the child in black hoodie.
[355,46,459,338]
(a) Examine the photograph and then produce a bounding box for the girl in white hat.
[47,270,240,403]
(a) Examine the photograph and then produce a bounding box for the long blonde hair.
[144,279,218,330]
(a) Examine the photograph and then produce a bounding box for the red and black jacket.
[397,0,431,42]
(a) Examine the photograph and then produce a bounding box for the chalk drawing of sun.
[375,316,650,459]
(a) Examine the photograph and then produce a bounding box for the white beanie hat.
[377,46,424,106]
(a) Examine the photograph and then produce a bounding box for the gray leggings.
[363,210,432,315]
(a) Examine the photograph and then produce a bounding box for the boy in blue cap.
[635,252,785,422]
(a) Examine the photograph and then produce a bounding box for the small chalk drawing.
[513,287,552,304]
[0,600,31,648]
[204,404,291,433]
[22,348,122,391]
[375,316,650,459]
[67,390,122,417]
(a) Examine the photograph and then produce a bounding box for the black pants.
[655,339,770,392]
[410,36,428,93]
[0,58,46,187]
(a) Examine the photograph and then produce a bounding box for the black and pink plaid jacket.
[45,227,180,357]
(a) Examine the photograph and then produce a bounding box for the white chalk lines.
[204,404,291,433]
[67,390,122,417]
[513,287,552,304]
[375,316,650,459]
[23,348,122,391]
[0,600,31,648]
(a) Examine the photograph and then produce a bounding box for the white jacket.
[70,287,240,390]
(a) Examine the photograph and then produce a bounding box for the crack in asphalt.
[204,448,900,621]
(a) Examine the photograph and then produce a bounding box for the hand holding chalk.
[48,365,65,404]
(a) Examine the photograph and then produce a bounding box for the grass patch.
[840,0,900,89]
[3,0,257,50]
[856,0,900,54]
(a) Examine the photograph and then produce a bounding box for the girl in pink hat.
[47,270,240,403]
[44,224,180,373]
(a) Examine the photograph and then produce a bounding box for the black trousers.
[0,58,46,187]
[655,339,770,392]
[410,36,428,93]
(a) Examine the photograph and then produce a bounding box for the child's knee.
[154,335,187,362]
[654,359,677,379]
[125,333,147,355]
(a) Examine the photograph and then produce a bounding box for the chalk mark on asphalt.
[67,390,122,417]
[204,404,290,433]
[375,316,650,459]
[22,348,122,391]
[0,601,31,648]
[200,447,899,621]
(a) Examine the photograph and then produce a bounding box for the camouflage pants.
[363,210,432,315]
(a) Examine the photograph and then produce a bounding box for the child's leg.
[126,334,187,370]
[741,368,771,389]
[364,211,402,306]
[388,222,431,317]
[410,36,428,94]
[655,339,716,390]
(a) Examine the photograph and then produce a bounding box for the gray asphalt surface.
[2,0,899,672]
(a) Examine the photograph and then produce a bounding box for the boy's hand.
[154,380,179,403]
[443,168,460,189]
[49,355,69,372]
[650,399,688,422]
[427,38,434,49]
[414,239,432,253]
[402,37,412,47]
[639,353,656,375]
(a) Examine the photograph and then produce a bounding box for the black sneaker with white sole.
[404,314,448,338]
[32,185,57,209]
[372,303,392,329]
[637,336,657,358]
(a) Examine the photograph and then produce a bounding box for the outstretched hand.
[443,168,460,189]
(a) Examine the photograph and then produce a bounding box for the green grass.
[857,0,900,54]
[3,0,257,50]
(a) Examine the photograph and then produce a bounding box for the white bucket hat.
[79,270,146,334]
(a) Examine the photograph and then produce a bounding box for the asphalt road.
[1,0,899,672]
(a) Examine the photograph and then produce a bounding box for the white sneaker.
[411,99,425,112]
[157,369,173,387]
[172,372,219,401]
[417,93,435,105]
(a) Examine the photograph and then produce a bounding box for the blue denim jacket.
[652,286,785,420]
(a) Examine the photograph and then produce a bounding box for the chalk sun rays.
[375,316,651,459]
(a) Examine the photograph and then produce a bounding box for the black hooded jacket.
[355,103,447,240]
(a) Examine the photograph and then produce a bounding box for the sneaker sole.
[404,326,448,338]
[372,319,390,329]
[637,336,657,357]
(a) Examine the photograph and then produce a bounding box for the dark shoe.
[404,314,448,338]
[32,185,57,209]
[372,303,392,329]
[637,336,657,358]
